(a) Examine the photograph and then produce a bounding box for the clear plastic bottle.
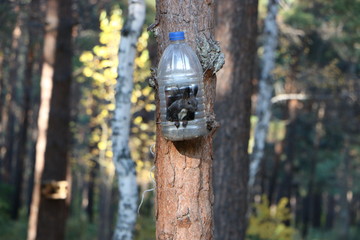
[157,31,208,141]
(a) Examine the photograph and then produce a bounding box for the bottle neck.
[170,39,185,44]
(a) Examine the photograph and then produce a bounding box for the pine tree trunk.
[213,0,258,239]
[152,0,223,239]
[27,0,73,239]
[250,0,279,187]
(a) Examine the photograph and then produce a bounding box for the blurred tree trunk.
[2,4,22,184]
[27,0,73,239]
[268,141,282,205]
[250,0,278,187]
[0,53,4,123]
[151,0,222,239]
[11,0,42,220]
[86,159,98,223]
[111,0,145,239]
[98,123,114,240]
[302,103,324,236]
[213,0,258,239]
[312,191,322,228]
[338,138,350,240]
[277,99,297,224]
[325,193,335,229]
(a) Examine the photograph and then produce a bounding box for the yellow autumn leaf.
[80,51,94,62]
[98,141,107,150]
[83,67,93,77]
[134,116,142,125]
[105,150,113,158]
[108,103,115,111]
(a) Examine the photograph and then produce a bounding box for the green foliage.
[0,1,17,41]
[283,5,317,30]
[247,195,299,240]
[66,214,98,240]
[0,183,12,216]
[0,208,27,240]
[76,6,155,185]
[306,227,360,240]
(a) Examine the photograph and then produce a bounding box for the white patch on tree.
[250,0,279,187]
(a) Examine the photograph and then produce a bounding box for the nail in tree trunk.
[250,0,279,187]
[27,0,73,239]
[112,0,145,239]
[150,0,227,238]
[213,0,258,239]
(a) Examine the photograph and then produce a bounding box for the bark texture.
[213,0,258,239]
[27,0,73,239]
[152,0,217,239]
[250,0,278,187]
[112,0,145,239]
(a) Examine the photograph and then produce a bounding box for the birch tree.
[249,0,279,187]
[111,0,145,239]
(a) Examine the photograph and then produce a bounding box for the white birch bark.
[249,0,279,187]
[112,0,145,239]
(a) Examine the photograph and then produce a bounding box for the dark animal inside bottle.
[165,85,199,128]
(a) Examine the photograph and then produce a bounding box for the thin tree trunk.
[98,123,114,240]
[111,0,145,239]
[151,0,224,239]
[2,5,22,184]
[27,0,73,239]
[277,99,297,224]
[302,103,324,237]
[86,159,98,223]
[250,0,279,187]
[268,141,282,205]
[12,0,42,220]
[213,0,258,239]
[325,193,335,229]
[338,138,350,240]
[0,53,4,122]
[312,191,322,228]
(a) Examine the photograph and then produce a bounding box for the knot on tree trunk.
[196,33,225,74]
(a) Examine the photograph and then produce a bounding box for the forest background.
[0,0,359,240]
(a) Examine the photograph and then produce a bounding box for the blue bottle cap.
[169,31,185,41]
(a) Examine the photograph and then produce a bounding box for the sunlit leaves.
[247,195,299,240]
[77,6,155,184]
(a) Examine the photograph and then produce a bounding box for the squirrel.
[167,86,198,128]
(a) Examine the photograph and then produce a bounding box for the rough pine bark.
[27,0,73,239]
[213,0,258,239]
[150,0,224,239]
[111,0,145,239]
[249,0,279,187]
